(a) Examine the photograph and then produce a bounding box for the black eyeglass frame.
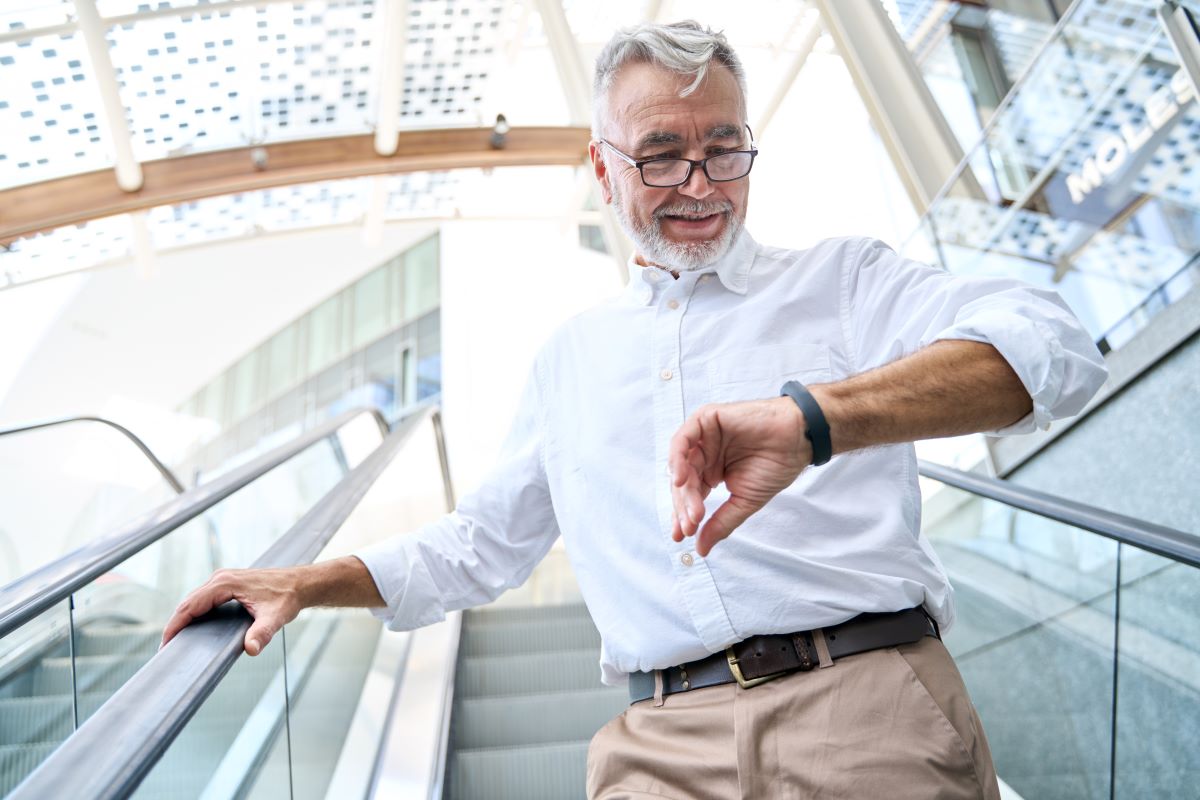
[599,125,759,188]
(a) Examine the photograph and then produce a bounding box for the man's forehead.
[605,61,744,140]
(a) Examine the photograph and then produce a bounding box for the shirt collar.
[623,228,758,306]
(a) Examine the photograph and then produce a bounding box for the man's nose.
[675,162,715,200]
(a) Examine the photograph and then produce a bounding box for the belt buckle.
[724,646,788,689]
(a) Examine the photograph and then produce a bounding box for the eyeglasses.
[600,126,759,188]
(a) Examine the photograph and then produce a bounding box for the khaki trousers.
[587,635,1000,800]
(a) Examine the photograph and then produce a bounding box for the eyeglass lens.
[641,151,753,187]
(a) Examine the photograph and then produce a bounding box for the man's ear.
[589,141,614,204]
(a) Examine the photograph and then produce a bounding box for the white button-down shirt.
[357,231,1107,685]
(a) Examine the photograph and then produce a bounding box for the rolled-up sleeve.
[353,356,560,630]
[844,238,1108,434]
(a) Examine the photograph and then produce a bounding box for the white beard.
[609,179,742,272]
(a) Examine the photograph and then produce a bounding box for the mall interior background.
[0,1,1197,798]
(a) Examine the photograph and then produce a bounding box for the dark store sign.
[1065,68,1195,205]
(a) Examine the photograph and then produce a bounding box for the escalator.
[1,405,1196,799]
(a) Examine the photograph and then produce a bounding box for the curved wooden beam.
[0,126,592,245]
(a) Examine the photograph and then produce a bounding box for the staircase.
[443,603,627,800]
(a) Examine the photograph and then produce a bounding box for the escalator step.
[0,742,60,797]
[0,692,111,746]
[458,619,601,658]
[73,625,160,657]
[451,688,626,750]
[457,649,604,699]
[31,655,147,696]
[448,740,590,800]
[0,695,73,746]
[464,603,592,629]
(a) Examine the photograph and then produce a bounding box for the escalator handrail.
[0,406,390,640]
[0,414,187,494]
[7,407,443,800]
[918,460,1200,568]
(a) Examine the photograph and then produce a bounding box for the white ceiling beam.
[372,0,408,157]
[755,9,823,139]
[534,0,591,126]
[534,0,631,280]
[74,0,143,193]
[812,0,983,214]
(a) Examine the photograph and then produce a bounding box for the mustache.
[653,200,733,220]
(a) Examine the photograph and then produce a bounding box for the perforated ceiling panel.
[0,28,112,189]
[1,214,131,288]
[399,0,505,127]
[0,168,465,288]
[103,1,384,158]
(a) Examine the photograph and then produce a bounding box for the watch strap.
[780,380,832,466]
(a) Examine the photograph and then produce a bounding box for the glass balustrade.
[0,421,183,586]
[0,412,388,797]
[922,478,1200,799]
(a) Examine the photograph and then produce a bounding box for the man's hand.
[668,396,811,558]
[160,556,384,656]
[161,567,304,656]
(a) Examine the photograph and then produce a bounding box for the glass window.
[353,266,389,349]
[229,349,260,422]
[266,325,297,394]
[403,235,440,321]
[307,295,341,374]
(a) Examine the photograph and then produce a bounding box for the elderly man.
[163,21,1107,799]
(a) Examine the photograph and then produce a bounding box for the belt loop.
[811,628,834,668]
[653,669,665,707]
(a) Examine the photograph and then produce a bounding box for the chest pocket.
[706,343,833,404]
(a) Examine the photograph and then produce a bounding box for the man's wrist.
[780,380,833,466]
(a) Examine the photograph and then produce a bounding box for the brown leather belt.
[628,607,938,704]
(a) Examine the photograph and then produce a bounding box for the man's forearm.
[808,340,1031,455]
[294,556,386,608]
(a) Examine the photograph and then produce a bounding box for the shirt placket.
[650,271,738,653]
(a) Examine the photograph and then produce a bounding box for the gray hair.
[591,20,747,138]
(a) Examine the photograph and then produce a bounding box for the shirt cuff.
[354,532,447,631]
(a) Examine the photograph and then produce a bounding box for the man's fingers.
[695,496,757,557]
[244,616,281,657]
[160,582,234,647]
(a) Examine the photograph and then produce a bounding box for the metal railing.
[0,414,187,494]
[0,406,389,639]
[918,460,1200,568]
[7,407,447,800]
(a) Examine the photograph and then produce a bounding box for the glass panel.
[403,236,440,321]
[280,410,450,797]
[905,0,1200,355]
[1114,546,1200,798]
[0,423,180,586]
[283,608,381,800]
[130,634,290,800]
[922,482,1118,799]
[353,267,390,350]
[230,349,261,423]
[363,334,400,419]
[0,600,73,796]
[416,310,441,401]
[266,325,299,396]
[65,435,346,731]
[307,296,342,375]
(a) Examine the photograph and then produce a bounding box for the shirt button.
[699,274,712,283]
[667,300,680,310]
[660,368,673,381]
[646,270,660,282]
[680,553,694,567]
